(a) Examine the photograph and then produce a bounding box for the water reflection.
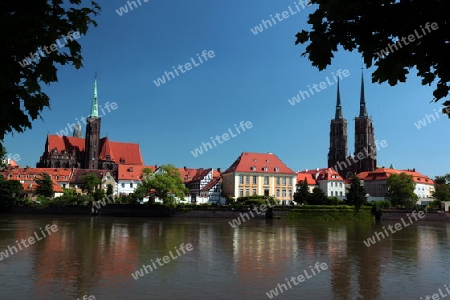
[0,216,449,300]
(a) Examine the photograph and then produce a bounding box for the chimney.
[217,168,221,172]
[184,166,187,170]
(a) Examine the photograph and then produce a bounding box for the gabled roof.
[223,152,296,175]
[118,165,157,181]
[357,168,434,184]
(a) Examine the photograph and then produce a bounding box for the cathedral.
[328,73,377,179]
[36,78,143,176]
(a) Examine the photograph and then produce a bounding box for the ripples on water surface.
[0,215,449,300]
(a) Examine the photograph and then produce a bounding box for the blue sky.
[4,0,449,178]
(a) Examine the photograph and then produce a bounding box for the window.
[264,176,269,185]
[264,189,269,196]
[8,174,12,178]
[121,183,125,188]
[263,167,268,171]
[130,183,133,188]
[239,175,244,184]
[276,189,280,197]
[245,189,250,196]
[239,189,244,197]
[56,176,59,180]
[276,177,280,185]
[282,177,286,185]
[253,176,257,184]
[25,175,29,179]
[17,175,20,179]
[246,176,250,184]
[340,191,343,196]
[252,188,257,195]
[274,167,279,172]
[282,189,286,197]
[331,191,334,196]
[288,190,292,198]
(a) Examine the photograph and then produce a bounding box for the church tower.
[328,80,348,174]
[354,72,376,172]
[84,77,101,169]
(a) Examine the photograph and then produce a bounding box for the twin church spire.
[329,71,376,178]
[334,71,367,120]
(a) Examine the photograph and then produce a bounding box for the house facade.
[357,168,435,204]
[298,168,346,198]
[222,152,296,203]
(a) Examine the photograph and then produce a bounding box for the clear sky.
[4,0,449,178]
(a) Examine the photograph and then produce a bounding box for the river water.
[0,215,449,300]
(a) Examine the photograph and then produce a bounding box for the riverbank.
[3,205,449,221]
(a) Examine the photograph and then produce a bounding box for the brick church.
[328,73,377,179]
[36,78,143,176]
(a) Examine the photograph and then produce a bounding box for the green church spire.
[90,76,99,118]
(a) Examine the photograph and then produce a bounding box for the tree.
[0,174,23,209]
[81,173,101,195]
[346,175,367,211]
[295,0,450,116]
[293,179,310,204]
[386,173,418,208]
[106,184,114,197]
[433,174,450,202]
[0,145,6,169]
[35,173,53,198]
[0,1,101,145]
[434,174,450,185]
[308,187,328,205]
[135,164,188,205]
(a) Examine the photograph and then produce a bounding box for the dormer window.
[251,166,256,171]
[266,159,270,162]
[274,167,279,172]
[263,167,268,171]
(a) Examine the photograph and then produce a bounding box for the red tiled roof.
[1,168,72,182]
[19,179,63,193]
[45,135,143,166]
[118,165,156,181]
[47,135,85,152]
[357,168,434,184]
[178,167,200,183]
[300,168,344,181]
[296,173,317,185]
[223,152,296,175]
[52,181,64,193]
[99,138,143,165]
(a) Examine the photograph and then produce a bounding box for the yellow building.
[222,152,297,203]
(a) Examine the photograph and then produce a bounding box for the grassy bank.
[283,205,373,221]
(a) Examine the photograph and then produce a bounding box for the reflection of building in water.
[327,226,352,299]
[232,225,297,283]
[32,219,139,297]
